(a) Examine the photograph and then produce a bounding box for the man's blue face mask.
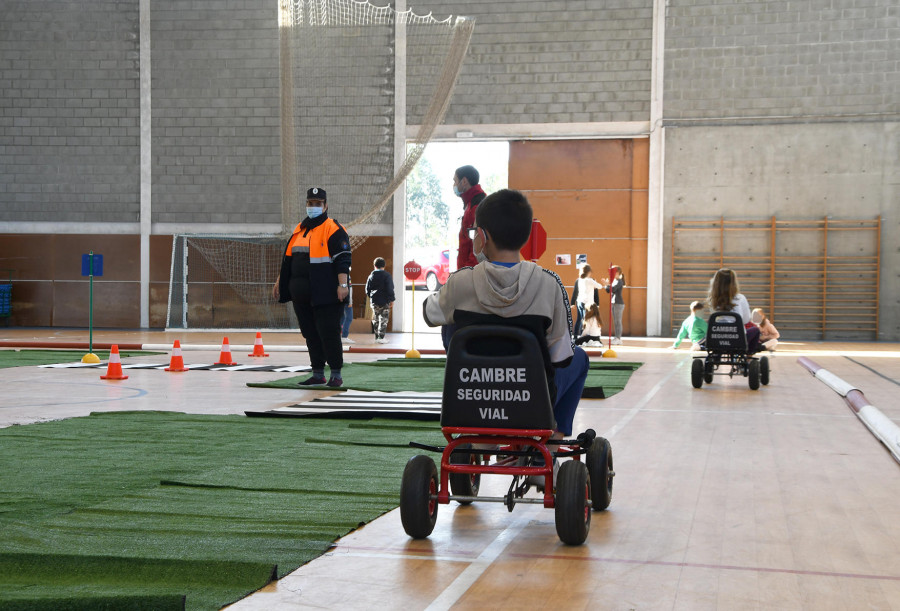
[306,205,324,218]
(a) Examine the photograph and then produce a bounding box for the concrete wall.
[409,0,653,125]
[0,0,140,224]
[663,0,899,339]
[663,122,899,339]
[665,0,899,120]
[150,1,282,228]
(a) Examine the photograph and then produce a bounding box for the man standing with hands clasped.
[273,187,352,387]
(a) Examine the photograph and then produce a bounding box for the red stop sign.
[403,260,422,281]
[520,219,547,261]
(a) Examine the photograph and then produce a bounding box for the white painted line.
[272,407,438,415]
[425,358,684,609]
[326,550,472,563]
[603,358,685,441]
[424,510,534,611]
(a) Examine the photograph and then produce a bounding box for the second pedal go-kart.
[400,324,614,546]
[692,311,770,390]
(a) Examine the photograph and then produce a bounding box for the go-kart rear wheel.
[586,437,613,511]
[555,460,591,545]
[760,355,770,386]
[400,455,438,539]
[704,358,714,384]
[449,443,481,504]
[691,358,704,388]
[748,359,760,390]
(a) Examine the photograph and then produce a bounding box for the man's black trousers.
[291,300,344,372]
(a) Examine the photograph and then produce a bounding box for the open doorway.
[401,141,509,332]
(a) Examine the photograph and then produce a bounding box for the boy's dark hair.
[374,257,386,269]
[690,300,704,312]
[455,165,480,186]
[475,189,533,251]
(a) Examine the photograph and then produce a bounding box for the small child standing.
[751,308,779,351]
[575,303,604,348]
[671,301,708,350]
[365,257,395,344]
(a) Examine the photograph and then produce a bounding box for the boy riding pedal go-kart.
[399,189,614,545]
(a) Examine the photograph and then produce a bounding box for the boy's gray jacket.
[423,261,574,365]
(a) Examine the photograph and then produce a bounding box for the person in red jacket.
[443,166,487,350]
[453,165,486,269]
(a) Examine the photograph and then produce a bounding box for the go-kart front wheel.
[691,358,704,389]
[760,355,770,386]
[586,437,613,511]
[400,455,438,539]
[555,460,591,545]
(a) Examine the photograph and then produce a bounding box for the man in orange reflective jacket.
[274,187,352,387]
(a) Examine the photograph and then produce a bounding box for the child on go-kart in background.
[422,189,589,441]
[707,268,762,352]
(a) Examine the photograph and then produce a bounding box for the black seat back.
[441,324,556,430]
[705,311,748,352]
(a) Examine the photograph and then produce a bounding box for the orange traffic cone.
[215,336,237,366]
[248,331,269,357]
[165,339,189,372]
[100,344,128,380]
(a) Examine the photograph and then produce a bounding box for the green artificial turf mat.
[0,349,163,369]
[0,411,444,610]
[248,358,642,399]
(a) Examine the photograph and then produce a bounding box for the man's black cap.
[306,187,326,201]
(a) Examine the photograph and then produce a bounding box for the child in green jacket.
[671,301,708,350]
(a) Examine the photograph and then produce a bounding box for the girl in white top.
[707,268,760,351]
[573,264,604,337]
[575,303,604,347]
[576,265,604,308]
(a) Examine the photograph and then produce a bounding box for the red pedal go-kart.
[400,325,614,546]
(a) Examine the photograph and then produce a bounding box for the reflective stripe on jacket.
[278,215,351,306]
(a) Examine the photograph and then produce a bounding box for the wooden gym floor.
[2,328,899,610]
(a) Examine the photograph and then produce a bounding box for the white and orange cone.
[100,344,128,380]
[215,336,237,366]
[165,339,189,372]
[248,331,269,357]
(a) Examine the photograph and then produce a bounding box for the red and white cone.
[100,344,128,380]
[215,336,237,366]
[248,331,269,357]
[165,339,189,372]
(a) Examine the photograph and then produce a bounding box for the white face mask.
[473,229,488,263]
[306,206,324,219]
